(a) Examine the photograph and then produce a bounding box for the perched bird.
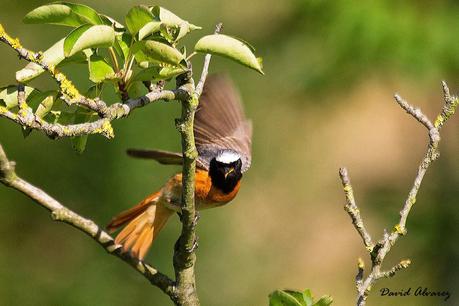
[107,75,252,260]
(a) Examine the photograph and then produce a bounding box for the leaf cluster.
[269,289,333,306]
[0,2,263,153]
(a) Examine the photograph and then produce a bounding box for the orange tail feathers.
[107,192,174,260]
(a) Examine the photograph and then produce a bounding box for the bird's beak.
[224,167,235,179]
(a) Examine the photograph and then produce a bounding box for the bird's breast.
[160,169,241,210]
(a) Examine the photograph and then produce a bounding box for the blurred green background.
[1,0,458,305]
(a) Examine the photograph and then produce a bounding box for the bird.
[106,74,252,261]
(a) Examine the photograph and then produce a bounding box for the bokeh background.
[1,1,458,305]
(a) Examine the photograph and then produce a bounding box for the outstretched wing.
[194,74,252,172]
[126,74,252,172]
[126,149,208,169]
[126,149,183,165]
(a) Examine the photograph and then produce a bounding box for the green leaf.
[0,85,39,109]
[151,6,201,41]
[195,34,264,74]
[132,66,185,82]
[133,49,156,68]
[23,4,85,27]
[27,90,56,118]
[125,5,156,36]
[88,55,115,83]
[35,95,55,118]
[16,38,66,82]
[312,296,333,306]
[138,21,162,40]
[100,14,124,30]
[303,289,314,306]
[71,108,93,154]
[64,24,115,57]
[269,290,305,306]
[284,291,308,306]
[114,32,132,61]
[127,81,147,99]
[58,2,103,25]
[135,40,184,66]
[159,23,176,43]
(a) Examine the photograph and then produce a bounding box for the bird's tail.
[107,192,174,260]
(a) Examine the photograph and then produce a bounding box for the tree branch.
[168,23,224,306]
[0,143,175,295]
[0,24,188,139]
[339,82,459,306]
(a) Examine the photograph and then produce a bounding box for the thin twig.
[195,23,223,97]
[0,144,175,295]
[340,82,459,306]
[339,168,374,251]
[394,94,434,130]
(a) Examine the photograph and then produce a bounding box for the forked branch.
[339,82,458,306]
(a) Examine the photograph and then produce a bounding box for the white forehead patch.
[216,150,240,164]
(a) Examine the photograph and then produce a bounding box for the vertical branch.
[172,68,200,306]
[170,23,223,306]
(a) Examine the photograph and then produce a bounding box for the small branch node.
[378,259,411,279]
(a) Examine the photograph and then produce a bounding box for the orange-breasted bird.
[106,75,252,261]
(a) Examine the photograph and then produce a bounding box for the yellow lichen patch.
[17,109,28,119]
[10,37,21,49]
[434,115,444,128]
[393,224,406,235]
[400,259,411,268]
[55,72,81,102]
[357,257,365,269]
[98,120,114,138]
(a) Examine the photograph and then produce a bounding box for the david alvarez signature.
[380,287,451,301]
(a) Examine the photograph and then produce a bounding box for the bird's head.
[209,150,243,193]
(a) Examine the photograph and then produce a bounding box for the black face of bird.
[209,155,243,194]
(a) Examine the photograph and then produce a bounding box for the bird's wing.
[126,75,252,172]
[126,149,183,165]
[126,149,208,169]
[194,74,252,172]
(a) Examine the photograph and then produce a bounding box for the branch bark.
[0,144,175,295]
[339,82,459,306]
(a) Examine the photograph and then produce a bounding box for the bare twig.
[195,23,223,97]
[0,143,175,295]
[339,168,374,251]
[339,82,459,306]
[394,94,435,131]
